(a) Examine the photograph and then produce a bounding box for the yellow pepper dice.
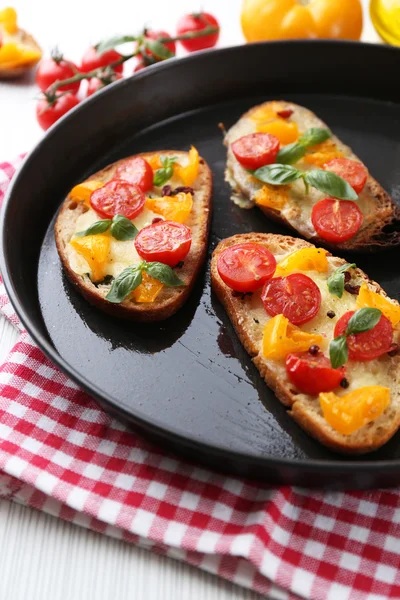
[147,154,162,171]
[254,185,288,210]
[262,314,324,361]
[0,42,41,67]
[275,248,329,277]
[0,7,17,33]
[145,192,193,224]
[131,272,164,303]
[320,386,390,436]
[303,140,344,168]
[249,102,285,123]
[70,181,104,205]
[174,146,199,186]
[70,234,110,282]
[356,283,400,327]
[256,118,299,145]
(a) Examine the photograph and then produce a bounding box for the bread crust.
[55,151,212,321]
[225,101,400,252]
[211,233,400,454]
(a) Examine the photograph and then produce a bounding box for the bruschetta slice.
[55,148,212,321]
[211,233,400,454]
[225,101,400,251]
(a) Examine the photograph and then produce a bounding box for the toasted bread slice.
[225,101,400,252]
[211,233,400,454]
[55,151,212,321]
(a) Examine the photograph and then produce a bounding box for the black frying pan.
[3,41,400,489]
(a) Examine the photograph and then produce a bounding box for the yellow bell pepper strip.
[320,386,390,435]
[70,181,104,205]
[147,154,162,171]
[303,140,344,168]
[262,314,325,360]
[70,234,110,282]
[241,0,363,42]
[249,103,286,123]
[0,42,41,68]
[275,248,329,277]
[356,283,400,327]
[174,146,199,186]
[0,7,17,33]
[145,192,193,223]
[131,272,164,303]
[254,185,288,210]
[256,118,299,145]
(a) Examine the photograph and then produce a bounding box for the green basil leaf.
[153,166,174,187]
[327,263,356,298]
[144,39,174,60]
[110,214,139,241]
[253,164,302,185]
[304,169,358,201]
[144,262,184,286]
[75,219,111,237]
[105,267,142,303]
[160,155,177,168]
[96,35,137,55]
[346,307,382,335]
[276,143,307,165]
[329,335,348,369]
[299,128,331,148]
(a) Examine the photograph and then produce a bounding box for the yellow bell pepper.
[147,154,162,171]
[0,42,41,68]
[320,386,390,435]
[303,140,344,168]
[145,192,193,224]
[0,7,17,33]
[70,234,110,282]
[262,314,324,361]
[70,181,104,205]
[275,248,329,277]
[356,283,400,327]
[256,118,299,145]
[241,0,363,42]
[131,272,164,303]
[249,103,285,123]
[254,185,288,210]
[174,146,199,186]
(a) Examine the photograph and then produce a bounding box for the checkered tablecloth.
[0,156,400,600]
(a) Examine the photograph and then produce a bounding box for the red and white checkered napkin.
[1,157,400,600]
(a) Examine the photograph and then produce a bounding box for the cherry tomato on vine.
[133,59,146,73]
[36,93,80,131]
[86,72,123,97]
[144,30,176,55]
[81,46,123,74]
[176,12,220,51]
[36,54,80,93]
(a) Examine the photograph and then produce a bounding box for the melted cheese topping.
[245,250,399,397]
[225,104,376,239]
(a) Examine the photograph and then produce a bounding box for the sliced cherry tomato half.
[286,352,345,395]
[135,220,192,267]
[324,158,368,194]
[261,273,321,325]
[311,198,363,244]
[334,311,393,362]
[81,46,123,74]
[217,243,276,293]
[90,180,145,220]
[231,133,280,170]
[115,157,153,192]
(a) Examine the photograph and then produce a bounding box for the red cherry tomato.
[36,57,80,93]
[286,352,345,395]
[311,198,363,243]
[261,273,321,325]
[90,180,145,220]
[144,30,176,55]
[231,133,280,170]
[324,158,368,194]
[115,157,153,192]
[86,72,122,97]
[81,46,123,74]
[134,60,146,73]
[217,243,276,293]
[176,12,220,52]
[135,220,192,266]
[334,311,393,362]
[36,93,80,131]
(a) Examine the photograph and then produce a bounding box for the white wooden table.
[0,1,379,598]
